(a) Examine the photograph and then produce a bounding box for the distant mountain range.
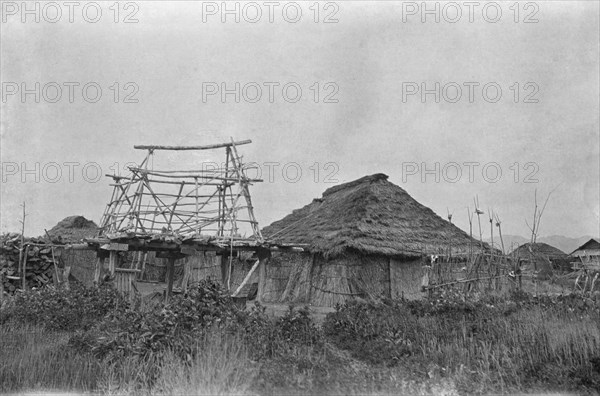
[484,235,597,254]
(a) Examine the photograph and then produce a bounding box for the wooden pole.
[0,274,4,306]
[195,177,200,234]
[44,230,60,286]
[220,254,228,285]
[229,138,263,240]
[94,257,103,284]
[140,253,147,280]
[18,202,26,289]
[257,258,266,302]
[217,185,222,235]
[22,245,29,290]
[50,246,59,286]
[166,257,176,302]
[232,259,260,297]
[133,139,252,151]
[227,252,234,290]
[109,251,118,276]
[182,259,191,292]
[467,207,473,260]
[100,153,151,231]
[389,258,395,299]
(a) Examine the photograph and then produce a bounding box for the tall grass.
[0,324,102,392]
[98,330,258,396]
[1,325,258,395]
[2,283,598,395]
[421,307,600,392]
[324,296,600,394]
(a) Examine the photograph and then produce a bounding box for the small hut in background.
[569,238,600,293]
[261,173,484,306]
[46,216,99,243]
[570,238,600,268]
[510,242,569,276]
[46,216,99,284]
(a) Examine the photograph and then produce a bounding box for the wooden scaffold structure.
[87,138,273,301]
[99,138,262,240]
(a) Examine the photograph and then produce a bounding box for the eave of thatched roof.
[510,242,567,259]
[262,173,488,258]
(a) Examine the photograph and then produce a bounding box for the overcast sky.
[1,1,599,240]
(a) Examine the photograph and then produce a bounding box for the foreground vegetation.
[1,282,599,395]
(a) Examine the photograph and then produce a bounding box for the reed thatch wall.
[261,251,425,306]
[183,252,256,292]
[62,249,97,285]
[69,248,256,292]
[390,258,423,300]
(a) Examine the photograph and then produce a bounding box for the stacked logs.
[0,233,58,293]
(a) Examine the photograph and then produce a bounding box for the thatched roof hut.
[569,238,600,271]
[510,242,568,278]
[259,174,487,306]
[46,216,99,284]
[264,173,483,258]
[46,216,98,243]
[510,242,567,261]
[570,238,600,258]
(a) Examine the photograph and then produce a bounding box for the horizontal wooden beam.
[134,140,252,151]
[134,167,257,174]
[270,246,306,252]
[84,237,264,252]
[130,169,262,183]
[115,268,141,273]
[110,179,234,187]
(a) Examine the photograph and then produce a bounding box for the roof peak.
[323,173,389,197]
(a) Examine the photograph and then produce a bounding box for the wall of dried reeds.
[184,251,256,292]
[261,251,427,307]
[262,252,310,303]
[64,248,257,292]
[61,249,97,285]
[390,258,424,300]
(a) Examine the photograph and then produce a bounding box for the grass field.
[1,283,599,395]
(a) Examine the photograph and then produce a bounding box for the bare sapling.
[525,188,556,244]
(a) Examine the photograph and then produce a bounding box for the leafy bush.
[323,299,421,366]
[73,279,241,362]
[245,305,323,354]
[0,284,125,331]
[70,280,329,393]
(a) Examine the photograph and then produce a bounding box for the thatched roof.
[46,216,99,243]
[570,238,600,257]
[510,242,567,259]
[262,173,487,258]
